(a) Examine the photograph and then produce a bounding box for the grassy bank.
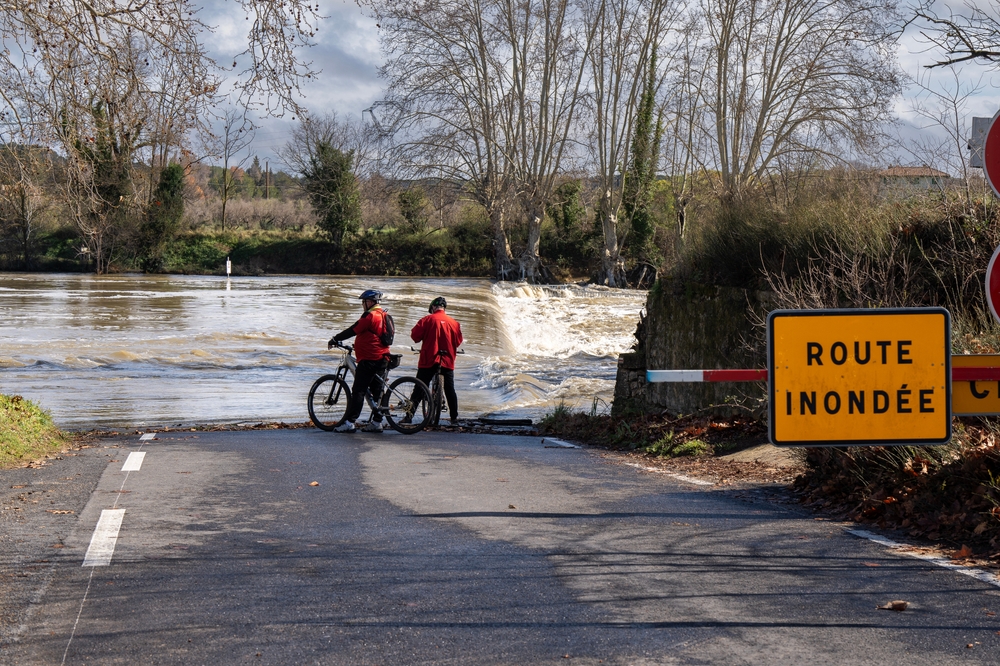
[17,213,567,278]
[0,395,67,469]
[53,222,500,277]
[539,405,768,458]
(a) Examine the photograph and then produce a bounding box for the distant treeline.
[4,139,1000,308]
[0,142,670,282]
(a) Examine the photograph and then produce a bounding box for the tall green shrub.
[543,180,595,274]
[547,180,586,234]
[302,142,361,251]
[141,164,185,271]
[397,186,430,233]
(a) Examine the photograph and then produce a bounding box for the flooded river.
[0,274,647,428]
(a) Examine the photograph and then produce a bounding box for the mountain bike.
[308,342,432,434]
[411,347,464,426]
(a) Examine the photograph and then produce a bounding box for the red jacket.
[333,306,391,362]
[410,310,463,369]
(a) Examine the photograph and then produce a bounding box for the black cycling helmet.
[428,296,447,313]
[358,289,383,303]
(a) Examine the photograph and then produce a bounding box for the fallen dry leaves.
[607,449,804,486]
[794,419,1000,559]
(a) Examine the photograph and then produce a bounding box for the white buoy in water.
[226,257,232,290]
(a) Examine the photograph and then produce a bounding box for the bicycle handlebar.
[410,346,465,356]
[329,340,354,353]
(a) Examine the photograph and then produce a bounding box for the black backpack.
[379,311,395,347]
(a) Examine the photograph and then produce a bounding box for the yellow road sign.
[767,309,951,446]
[952,355,1000,415]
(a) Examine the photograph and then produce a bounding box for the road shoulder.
[0,438,128,648]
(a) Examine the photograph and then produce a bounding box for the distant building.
[879,165,951,193]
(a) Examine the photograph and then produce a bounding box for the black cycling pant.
[416,365,458,421]
[346,358,389,423]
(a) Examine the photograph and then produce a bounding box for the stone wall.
[613,279,772,417]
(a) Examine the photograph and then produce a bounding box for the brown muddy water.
[0,273,647,428]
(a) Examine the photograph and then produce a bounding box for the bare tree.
[143,49,218,206]
[40,35,162,274]
[0,0,321,120]
[499,0,593,282]
[369,0,903,283]
[896,65,987,208]
[0,142,50,269]
[370,0,521,279]
[0,0,324,271]
[662,18,709,242]
[912,2,1000,69]
[213,109,256,231]
[278,112,374,179]
[370,0,594,282]
[695,0,902,204]
[583,0,678,286]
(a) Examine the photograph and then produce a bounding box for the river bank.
[0,395,65,468]
[21,224,605,284]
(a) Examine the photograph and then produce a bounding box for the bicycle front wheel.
[308,375,352,431]
[382,376,432,434]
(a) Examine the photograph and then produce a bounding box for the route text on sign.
[767,309,951,447]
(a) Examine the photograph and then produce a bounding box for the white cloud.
[199,0,383,168]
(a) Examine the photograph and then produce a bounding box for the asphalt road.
[2,429,1000,665]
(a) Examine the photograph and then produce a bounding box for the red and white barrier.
[646,369,768,383]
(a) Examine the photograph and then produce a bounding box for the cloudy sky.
[204,0,1000,175]
[203,0,382,170]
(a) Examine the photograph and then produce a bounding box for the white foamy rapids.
[490,282,646,358]
[476,282,646,418]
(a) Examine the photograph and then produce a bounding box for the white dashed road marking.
[82,509,127,567]
[139,433,156,441]
[121,451,146,471]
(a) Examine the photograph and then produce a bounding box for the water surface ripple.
[0,274,646,428]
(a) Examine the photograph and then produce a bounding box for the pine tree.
[248,156,263,188]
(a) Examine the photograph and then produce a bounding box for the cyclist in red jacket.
[328,289,391,433]
[410,296,463,424]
